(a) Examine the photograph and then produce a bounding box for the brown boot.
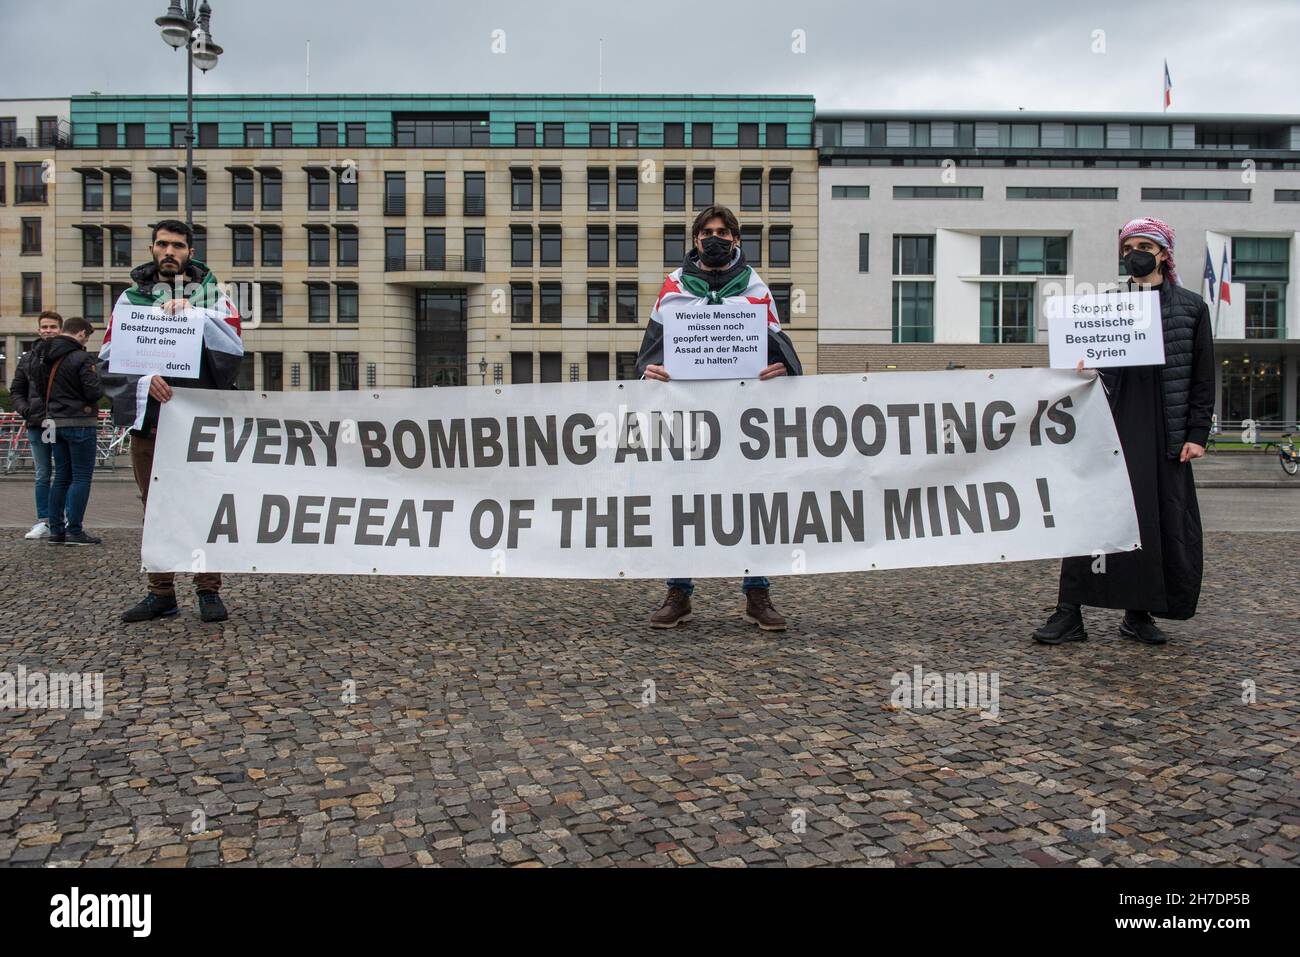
[744,587,786,631]
[649,587,693,628]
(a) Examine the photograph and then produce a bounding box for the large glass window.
[511,168,532,210]
[232,170,253,210]
[587,168,609,210]
[424,227,446,269]
[464,228,485,271]
[384,227,405,270]
[463,172,486,216]
[769,227,791,267]
[308,169,330,210]
[383,171,404,214]
[261,169,282,210]
[261,227,282,266]
[425,172,446,215]
[663,225,686,265]
[82,172,103,210]
[616,167,638,210]
[740,169,762,210]
[232,227,254,267]
[540,169,561,210]
[539,225,562,266]
[337,284,359,323]
[616,226,638,266]
[394,115,490,147]
[156,170,178,210]
[308,284,330,323]
[692,168,714,208]
[308,228,330,267]
[893,235,934,275]
[616,282,638,323]
[511,282,533,323]
[980,282,1035,343]
[588,226,609,266]
[769,169,791,210]
[892,282,934,342]
[587,283,610,323]
[664,168,685,210]
[336,227,358,267]
[540,283,562,322]
[511,225,533,267]
[980,235,1068,275]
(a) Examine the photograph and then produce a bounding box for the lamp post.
[156,1,223,228]
[478,357,488,385]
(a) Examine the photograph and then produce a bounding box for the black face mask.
[699,235,734,267]
[1124,249,1159,279]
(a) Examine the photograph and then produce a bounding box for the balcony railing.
[463,197,486,216]
[0,122,72,149]
[15,185,49,204]
[424,195,446,215]
[385,254,485,273]
[384,194,406,215]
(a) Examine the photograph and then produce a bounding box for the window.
[382,171,405,214]
[81,227,103,266]
[893,235,934,275]
[768,227,791,268]
[337,284,359,323]
[981,235,1068,276]
[384,227,405,270]
[664,168,685,210]
[20,218,41,255]
[953,123,975,147]
[540,353,562,383]
[262,227,282,266]
[109,173,131,211]
[692,168,714,208]
[1234,238,1290,339]
[110,229,131,267]
[125,123,145,147]
[587,168,609,210]
[512,225,533,266]
[232,170,253,210]
[766,123,787,148]
[771,284,792,325]
[244,123,265,147]
[540,282,562,322]
[616,225,638,266]
[616,352,639,381]
[263,352,283,391]
[588,226,609,266]
[663,225,686,265]
[82,171,104,210]
[197,123,218,147]
[346,122,366,147]
[424,227,445,268]
[692,123,712,148]
[425,172,446,215]
[232,227,254,267]
[464,228,485,271]
[21,273,42,314]
[308,169,330,210]
[308,227,330,267]
[82,284,104,322]
[156,170,178,210]
[893,282,934,343]
[893,185,983,199]
[735,123,758,148]
[188,169,206,210]
[511,352,533,384]
[260,282,282,323]
[741,225,762,266]
[336,226,358,267]
[543,123,564,147]
[511,168,533,210]
[236,354,255,391]
[308,283,331,322]
[309,352,330,391]
[1063,124,1105,148]
[769,169,791,210]
[997,123,1040,148]
[511,282,533,323]
[272,123,292,147]
[515,122,535,147]
[338,353,359,391]
[463,172,486,215]
[587,283,610,323]
[539,168,561,210]
[980,283,1035,343]
[1141,187,1250,202]
[16,163,47,204]
[0,117,14,148]
[617,123,638,148]
[587,352,610,381]
[740,169,762,210]
[831,185,870,199]
[1134,124,1170,149]
[1274,189,1300,202]
[589,123,609,147]
[337,168,358,210]
[97,123,117,148]
[540,225,562,266]
[615,282,638,323]
[616,167,638,210]
[663,123,685,148]
[908,122,931,147]
[170,123,189,148]
[858,233,870,273]
[0,162,5,204]
[1007,186,1118,200]
[261,169,282,209]
[191,226,207,263]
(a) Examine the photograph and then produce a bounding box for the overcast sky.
[2,0,1297,114]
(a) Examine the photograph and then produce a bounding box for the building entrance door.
[415,289,467,386]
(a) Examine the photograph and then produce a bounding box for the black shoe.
[121,593,179,623]
[62,530,102,546]
[1032,603,1087,644]
[1120,611,1167,645]
[47,531,66,545]
[197,591,228,623]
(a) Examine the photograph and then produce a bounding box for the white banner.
[142,370,1140,579]
[107,299,204,379]
[662,302,768,380]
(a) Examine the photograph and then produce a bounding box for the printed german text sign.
[108,299,203,379]
[662,302,768,380]
[1045,290,1164,369]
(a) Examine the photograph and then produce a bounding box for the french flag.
[1219,246,1232,304]
[1163,60,1172,111]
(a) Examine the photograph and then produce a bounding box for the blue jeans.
[28,427,54,522]
[48,426,97,536]
[667,577,770,596]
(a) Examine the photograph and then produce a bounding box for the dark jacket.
[9,345,46,429]
[28,335,104,427]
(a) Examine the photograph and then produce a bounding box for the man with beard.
[635,205,802,632]
[1033,216,1213,647]
[100,220,243,623]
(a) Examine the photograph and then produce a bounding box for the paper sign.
[108,300,203,379]
[662,302,768,380]
[1045,291,1164,369]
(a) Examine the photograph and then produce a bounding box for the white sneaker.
[25,521,50,540]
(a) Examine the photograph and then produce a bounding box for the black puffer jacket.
[28,335,105,427]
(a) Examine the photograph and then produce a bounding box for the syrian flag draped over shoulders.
[100,260,243,431]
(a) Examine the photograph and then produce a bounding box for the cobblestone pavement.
[0,531,1296,868]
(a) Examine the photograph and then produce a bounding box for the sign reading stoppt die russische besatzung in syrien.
[1045,290,1164,369]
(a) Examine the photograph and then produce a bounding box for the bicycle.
[1261,433,1299,477]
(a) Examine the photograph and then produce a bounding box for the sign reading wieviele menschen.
[662,302,768,379]
[1045,291,1164,369]
[142,370,1140,579]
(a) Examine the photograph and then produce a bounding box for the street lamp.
[156,0,224,228]
[478,357,488,385]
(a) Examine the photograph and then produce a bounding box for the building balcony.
[383,254,486,285]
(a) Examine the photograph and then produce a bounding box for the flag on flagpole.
[1220,246,1232,304]
[1203,247,1217,304]
[1163,60,1172,111]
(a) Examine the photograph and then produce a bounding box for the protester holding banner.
[100,220,243,623]
[1034,217,1213,647]
[9,311,65,540]
[636,205,801,632]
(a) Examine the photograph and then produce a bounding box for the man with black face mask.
[1034,217,1214,647]
[636,205,803,632]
